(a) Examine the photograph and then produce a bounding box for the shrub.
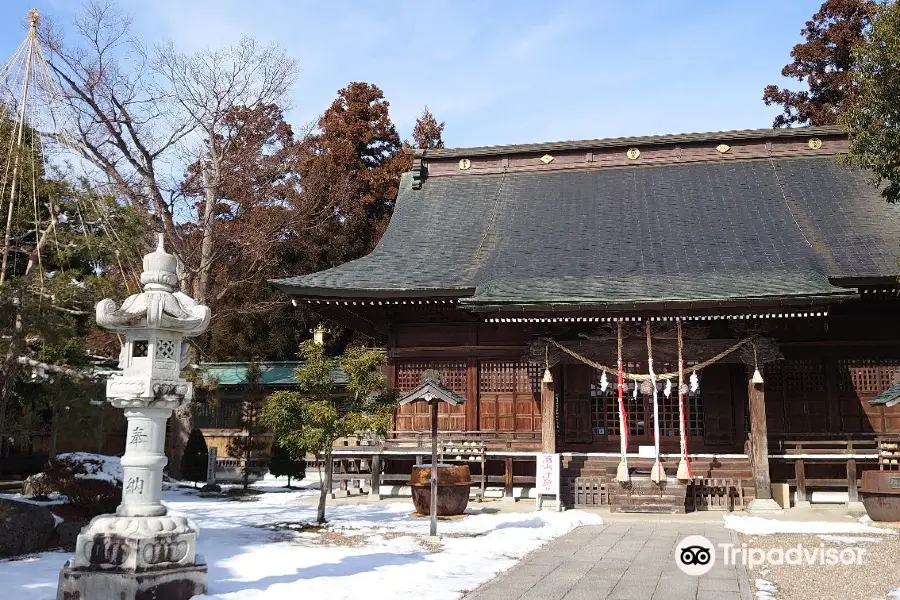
[181,429,209,486]
[26,455,121,519]
[268,442,305,487]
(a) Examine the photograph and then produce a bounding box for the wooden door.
[701,365,735,445]
[563,364,593,443]
[478,362,541,432]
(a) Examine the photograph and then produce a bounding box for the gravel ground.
[740,525,900,600]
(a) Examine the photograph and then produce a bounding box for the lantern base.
[57,556,206,600]
[71,514,198,571]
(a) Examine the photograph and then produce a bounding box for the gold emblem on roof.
[540,154,555,164]
[716,144,731,153]
[808,137,822,150]
[458,158,471,170]
[626,148,640,160]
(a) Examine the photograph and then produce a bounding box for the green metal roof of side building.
[198,362,348,386]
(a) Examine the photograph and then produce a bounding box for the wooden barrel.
[409,464,472,516]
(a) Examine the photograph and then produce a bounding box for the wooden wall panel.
[478,361,541,432]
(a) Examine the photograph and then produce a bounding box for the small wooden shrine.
[273,125,900,511]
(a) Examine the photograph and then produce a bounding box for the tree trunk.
[317,450,333,524]
[166,405,192,480]
[198,155,218,306]
[242,431,251,490]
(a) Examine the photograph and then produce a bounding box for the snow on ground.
[889,588,900,599]
[0,478,601,600]
[723,515,898,536]
[755,578,777,600]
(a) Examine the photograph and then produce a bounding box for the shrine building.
[272,125,900,511]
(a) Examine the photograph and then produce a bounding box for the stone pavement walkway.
[464,522,752,600]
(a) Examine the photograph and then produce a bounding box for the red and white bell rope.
[646,322,665,483]
[675,319,692,480]
[615,321,629,483]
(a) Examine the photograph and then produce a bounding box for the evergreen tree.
[411,106,445,149]
[839,1,900,203]
[298,82,405,263]
[763,0,875,126]
[181,428,209,486]
[268,440,305,487]
[227,361,269,489]
[261,342,396,524]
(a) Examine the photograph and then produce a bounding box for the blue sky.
[0,1,822,148]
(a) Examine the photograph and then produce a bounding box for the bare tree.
[155,36,297,305]
[40,0,298,474]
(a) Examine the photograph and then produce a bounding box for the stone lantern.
[58,234,211,600]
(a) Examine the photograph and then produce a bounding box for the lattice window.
[155,340,176,360]
[396,362,467,394]
[783,359,825,394]
[589,373,611,436]
[838,359,900,395]
[478,362,540,395]
[395,362,468,432]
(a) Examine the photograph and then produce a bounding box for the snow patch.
[889,588,900,599]
[755,578,777,600]
[723,515,897,536]
[55,452,123,485]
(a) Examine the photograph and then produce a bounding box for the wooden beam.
[541,374,556,454]
[748,379,773,500]
[389,346,525,359]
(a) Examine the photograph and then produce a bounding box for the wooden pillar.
[847,459,859,503]
[748,379,772,500]
[369,452,382,501]
[430,400,438,537]
[504,456,514,499]
[795,459,807,504]
[541,375,556,454]
[466,357,478,431]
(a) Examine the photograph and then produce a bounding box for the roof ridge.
[425,125,844,158]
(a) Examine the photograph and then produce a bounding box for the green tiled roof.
[870,383,900,407]
[198,362,348,387]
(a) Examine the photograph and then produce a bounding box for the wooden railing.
[767,434,881,504]
[385,430,541,451]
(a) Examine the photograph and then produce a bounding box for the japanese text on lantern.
[129,426,148,446]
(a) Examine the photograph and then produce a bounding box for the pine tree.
[268,441,306,487]
[181,428,209,486]
[261,342,396,524]
[763,0,876,127]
